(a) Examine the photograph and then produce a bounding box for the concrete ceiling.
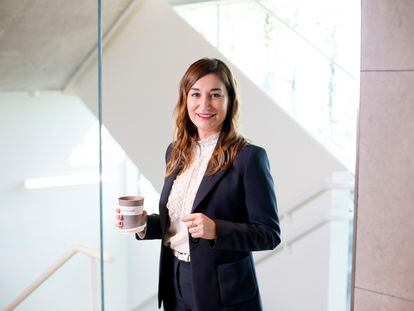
[0,0,134,91]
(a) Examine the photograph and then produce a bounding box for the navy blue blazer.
[136,142,281,311]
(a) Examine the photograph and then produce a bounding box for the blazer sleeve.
[211,146,281,251]
[135,143,173,241]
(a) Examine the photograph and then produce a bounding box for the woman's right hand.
[115,209,148,228]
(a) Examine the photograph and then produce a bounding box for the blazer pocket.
[217,256,258,306]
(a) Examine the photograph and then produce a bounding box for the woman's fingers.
[116,210,147,229]
[188,224,201,238]
[182,213,200,228]
[182,213,216,239]
[115,208,123,228]
[188,225,198,234]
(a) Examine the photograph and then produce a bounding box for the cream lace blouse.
[137,132,219,255]
[164,132,220,254]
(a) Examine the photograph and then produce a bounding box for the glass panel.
[0,1,101,310]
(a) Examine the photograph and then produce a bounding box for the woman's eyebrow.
[189,87,222,92]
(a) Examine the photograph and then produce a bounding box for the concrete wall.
[352,0,414,310]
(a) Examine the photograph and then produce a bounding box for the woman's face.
[187,73,229,140]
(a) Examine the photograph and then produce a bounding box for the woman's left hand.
[181,213,217,240]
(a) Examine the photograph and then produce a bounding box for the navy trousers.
[163,255,197,311]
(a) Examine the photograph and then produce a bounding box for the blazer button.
[190,237,200,244]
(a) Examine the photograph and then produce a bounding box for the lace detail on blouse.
[165,132,219,252]
[166,132,219,222]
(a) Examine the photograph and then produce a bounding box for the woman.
[116,58,281,310]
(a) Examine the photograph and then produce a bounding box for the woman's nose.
[200,95,211,108]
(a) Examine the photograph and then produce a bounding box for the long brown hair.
[166,58,248,177]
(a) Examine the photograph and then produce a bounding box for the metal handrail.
[279,181,354,221]
[4,244,113,311]
[255,211,353,266]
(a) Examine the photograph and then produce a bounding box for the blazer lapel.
[191,168,227,212]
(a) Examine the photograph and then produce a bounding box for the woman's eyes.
[190,93,222,98]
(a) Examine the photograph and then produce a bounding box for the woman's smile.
[196,113,217,120]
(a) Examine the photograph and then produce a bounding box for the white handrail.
[279,181,354,221]
[255,211,353,266]
[4,244,113,311]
